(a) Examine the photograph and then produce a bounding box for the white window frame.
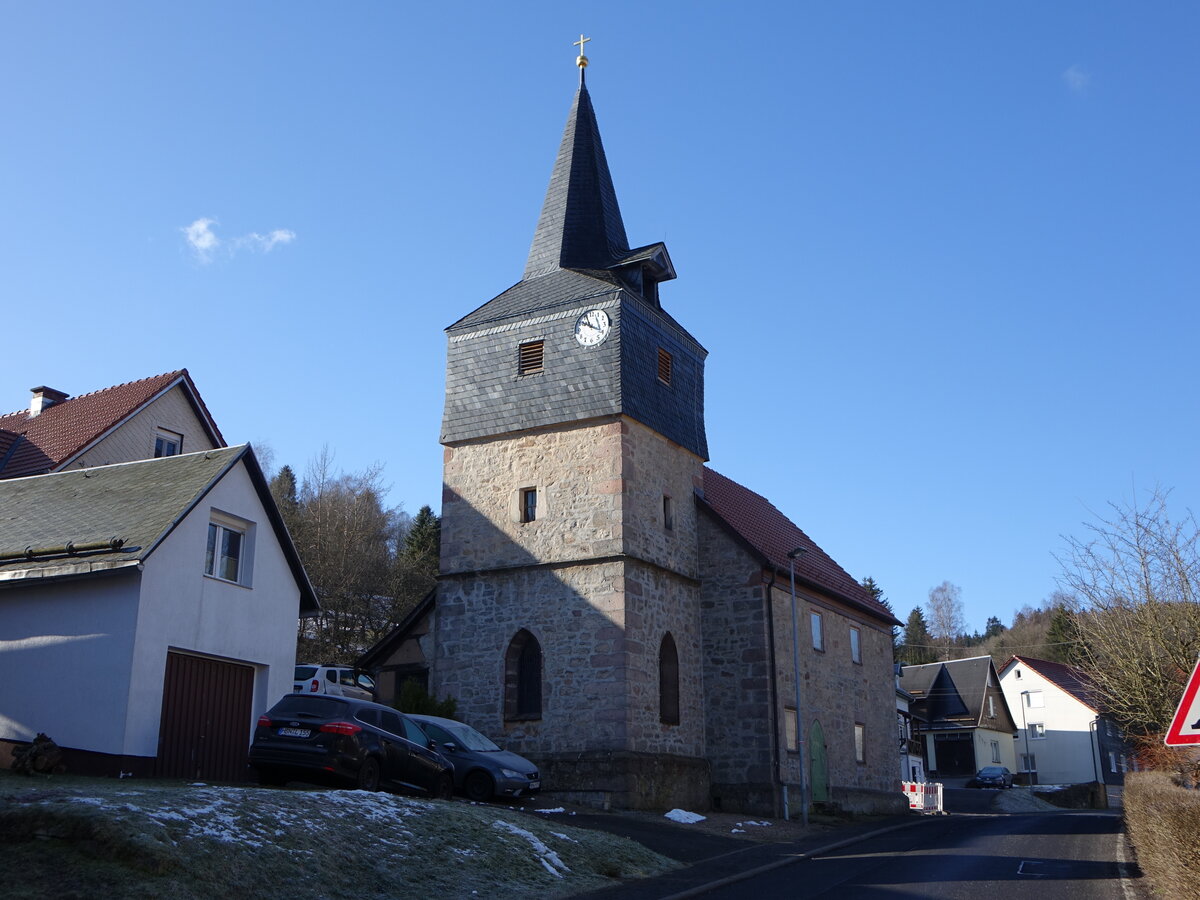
[811,610,824,652]
[988,696,995,718]
[784,707,798,752]
[154,427,183,458]
[1029,722,1046,740]
[991,740,1001,763]
[204,510,254,586]
[1021,752,1037,772]
[849,625,862,664]
[854,723,866,763]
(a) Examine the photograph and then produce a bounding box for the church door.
[809,720,829,802]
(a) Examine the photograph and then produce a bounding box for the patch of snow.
[550,832,577,843]
[664,809,706,824]
[492,820,570,878]
[731,828,746,833]
[532,807,566,814]
[69,797,105,806]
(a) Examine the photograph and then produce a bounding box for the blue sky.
[3,2,1197,635]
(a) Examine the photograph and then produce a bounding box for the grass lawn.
[0,771,676,899]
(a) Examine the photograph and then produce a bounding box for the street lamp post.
[788,547,809,827]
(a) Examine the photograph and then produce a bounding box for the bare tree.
[1057,487,1200,749]
[926,581,965,661]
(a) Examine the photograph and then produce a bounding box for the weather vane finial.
[574,34,590,77]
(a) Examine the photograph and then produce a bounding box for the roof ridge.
[0,369,185,420]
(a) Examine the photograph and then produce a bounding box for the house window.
[987,696,995,718]
[811,611,824,651]
[990,740,1001,763]
[1020,753,1037,773]
[520,488,537,523]
[1108,751,1117,773]
[1025,691,1044,708]
[849,625,862,664]
[1015,668,1022,680]
[784,707,798,751]
[504,629,542,721]
[659,633,680,725]
[205,521,244,583]
[154,428,182,458]
[1029,722,1046,740]
[854,723,866,763]
[663,495,674,531]
[518,340,544,376]
[657,348,673,385]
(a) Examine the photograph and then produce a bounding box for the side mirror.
[442,741,459,753]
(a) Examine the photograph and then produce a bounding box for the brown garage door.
[156,651,255,782]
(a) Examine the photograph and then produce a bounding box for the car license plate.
[278,727,310,738]
[529,780,540,790]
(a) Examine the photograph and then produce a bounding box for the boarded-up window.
[657,348,673,385]
[518,341,544,375]
[505,629,542,720]
[659,633,680,725]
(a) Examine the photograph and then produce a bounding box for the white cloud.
[183,217,221,261]
[1063,64,1091,94]
[181,218,296,263]
[239,229,297,253]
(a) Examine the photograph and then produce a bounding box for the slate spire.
[523,82,630,280]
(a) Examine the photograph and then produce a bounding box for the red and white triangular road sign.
[1165,656,1200,746]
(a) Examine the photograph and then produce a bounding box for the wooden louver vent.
[657,348,673,385]
[518,340,544,375]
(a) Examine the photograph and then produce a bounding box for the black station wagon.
[249,694,453,798]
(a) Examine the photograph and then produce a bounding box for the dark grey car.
[409,714,540,802]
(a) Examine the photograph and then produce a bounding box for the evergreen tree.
[983,615,1005,640]
[390,505,441,620]
[899,607,938,665]
[269,464,300,529]
[1045,605,1080,664]
[861,575,898,656]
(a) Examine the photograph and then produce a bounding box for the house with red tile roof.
[0,370,223,479]
[999,655,1133,785]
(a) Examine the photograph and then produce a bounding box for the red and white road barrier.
[902,781,944,813]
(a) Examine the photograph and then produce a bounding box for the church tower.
[434,44,711,807]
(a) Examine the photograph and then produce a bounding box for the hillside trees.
[860,575,899,655]
[270,451,440,664]
[1057,487,1200,744]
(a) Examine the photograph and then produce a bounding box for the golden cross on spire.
[574,33,590,69]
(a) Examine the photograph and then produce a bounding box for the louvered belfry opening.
[518,340,545,375]
[657,348,673,385]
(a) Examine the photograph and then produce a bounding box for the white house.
[0,446,318,780]
[998,655,1129,786]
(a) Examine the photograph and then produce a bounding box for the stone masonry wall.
[768,582,898,797]
[697,512,777,811]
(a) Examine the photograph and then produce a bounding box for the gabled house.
[0,369,223,479]
[998,655,1133,786]
[0,446,318,781]
[901,656,1018,778]
[896,665,927,783]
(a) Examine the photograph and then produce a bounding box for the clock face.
[574,308,611,346]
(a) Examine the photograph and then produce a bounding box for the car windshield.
[978,767,1004,776]
[440,721,502,752]
[294,666,318,680]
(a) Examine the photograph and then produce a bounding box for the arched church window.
[505,629,543,721]
[659,633,680,725]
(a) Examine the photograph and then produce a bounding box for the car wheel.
[435,774,454,801]
[357,756,382,792]
[464,770,494,803]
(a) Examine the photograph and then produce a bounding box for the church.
[362,44,903,817]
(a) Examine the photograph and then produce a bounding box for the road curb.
[656,816,940,900]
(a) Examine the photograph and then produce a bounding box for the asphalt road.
[699,811,1140,899]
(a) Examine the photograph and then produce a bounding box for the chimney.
[29,386,69,417]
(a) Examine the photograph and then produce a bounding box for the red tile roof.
[700,467,900,625]
[999,655,1099,711]
[0,370,224,479]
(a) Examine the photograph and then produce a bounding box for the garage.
[155,651,255,782]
